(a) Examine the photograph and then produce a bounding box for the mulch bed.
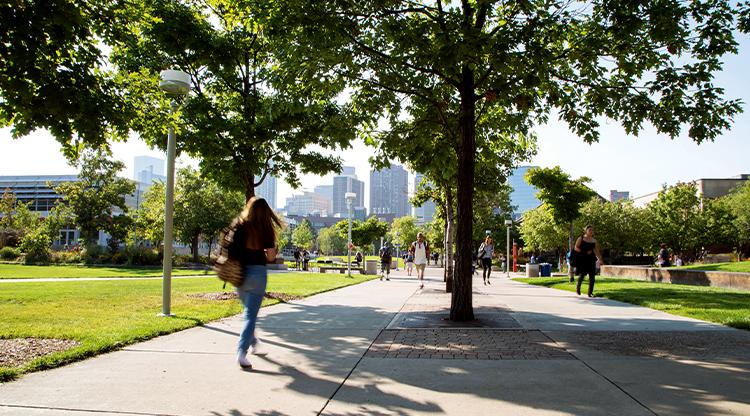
[188,291,303,303]
[0,338,81,368]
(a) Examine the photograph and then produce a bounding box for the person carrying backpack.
[227,197,283,369]
[379,242,393,281]
[477,235,495,285]
[410,232,430,289]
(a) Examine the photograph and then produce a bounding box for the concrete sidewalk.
[2,268,749,415]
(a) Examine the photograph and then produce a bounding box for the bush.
[124,246,161,266]
[49,250,83,264]
[20,229,51,264]
[81,244,109,264]
[0,246,21,261]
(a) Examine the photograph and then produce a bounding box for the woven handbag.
[214,223,244,287]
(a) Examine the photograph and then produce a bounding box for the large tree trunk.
[568,222,574,282]
[450,67,476,322]
[444,186,455,292]
[244,174,256,203]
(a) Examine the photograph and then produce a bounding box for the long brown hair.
[237,197,284,248]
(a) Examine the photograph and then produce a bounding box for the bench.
[318,265,365,274]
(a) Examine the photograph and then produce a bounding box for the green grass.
[677,261,750,273]
[0,264,214,279]
[515,277,750,331]
[0,272,376,381]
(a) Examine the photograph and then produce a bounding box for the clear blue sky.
[1,35,748,206]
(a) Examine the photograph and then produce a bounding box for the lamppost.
[345,192,356,278]
[159,69,191,317]
[504,219,513,277]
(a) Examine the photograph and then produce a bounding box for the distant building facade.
[508,166,541,218]
[254,174,278,210]
[370,164,409,217]
[284,192,331,216]
[134,156,165,187]
[632,174,749,208]
[332,166,365,216]
[609,190,630,202]
[413,173,436,224]
[313,185,333,201]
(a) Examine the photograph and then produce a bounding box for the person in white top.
[410,232,430,289]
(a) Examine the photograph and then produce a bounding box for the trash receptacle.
[526,263,540,277]
[540,263,551,277]
[365,260,378,275]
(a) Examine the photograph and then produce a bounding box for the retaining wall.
[600,265,750,291]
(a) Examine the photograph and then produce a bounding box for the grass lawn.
[0,264,214,279]
[0,272,376,381]
[515,277,750,331]
[677,261,750,273]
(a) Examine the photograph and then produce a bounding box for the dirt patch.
[189,291,303,302]
[0,338,81,368]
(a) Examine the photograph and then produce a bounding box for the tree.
[317,226,347,255]
[295,1,748,321]
[336,217,389,250]
[55,150,135,245]
[647,182,705,261]
[722,181,750,258]
[575,199,649,260]
[526,167,596,281]
[114,0,358,201]
[0,1,132,157]
[388,216,419,250]
[292,219,315,251]
[173,167,244,262]
[520,204,568,253]
[133,181,166,247]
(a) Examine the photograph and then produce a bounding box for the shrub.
[124,246,161,266]
[0,246,20,260]
[20,229,51,264]
[50,249,83,264]
[82,244,109,265]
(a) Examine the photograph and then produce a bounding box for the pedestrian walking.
[379,242,393,280]
[410,232,430,289]
[405,250,414,276]
[228,197,283,369]
[477,235,495,285]
[657,243,671,267]
[574,225,605,297]
[293,249,301,270]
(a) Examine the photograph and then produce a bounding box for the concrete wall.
[601,265,750,291]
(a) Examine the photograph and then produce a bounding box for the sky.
[1,36,748,208]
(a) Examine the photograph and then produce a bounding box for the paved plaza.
[1,267,749,415]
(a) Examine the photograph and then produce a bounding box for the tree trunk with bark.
[192,235,200,263]
[444,186,455,292]
[450,68,476,321]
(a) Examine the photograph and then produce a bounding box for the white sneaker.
[237,352,252,368]
[250,340,268,356]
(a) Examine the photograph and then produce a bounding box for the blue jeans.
[237,265,267,354]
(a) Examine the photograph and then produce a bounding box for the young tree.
[526,167,596,281]
[722,181,750,258]
[647,182,705,261]
[292,219,315,251]
[133,181,166,247]
[388,216,420,250]
[55,150,135,246]
[173,167,243,262]
[317,226,347,255]
[520,204,568,253]
[114,0,358,201]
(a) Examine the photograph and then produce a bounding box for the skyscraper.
[413,173,437,223]
[508,166,541,217]
[284,192,331,216]
[133,156,165,188]
[370,164,409,217]
[313,185,333,201]
[332,166,365,216]
[254,174,278,209]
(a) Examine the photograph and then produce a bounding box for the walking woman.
[478,235,495,285]
[574,225,605,297]
[229,197,283,369]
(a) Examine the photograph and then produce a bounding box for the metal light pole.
[159,70,191,317]
[345,192,356,278]
[505,219,513,277]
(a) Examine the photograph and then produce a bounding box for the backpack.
[213,220,244,288]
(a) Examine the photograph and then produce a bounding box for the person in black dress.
[574,225,605,297]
